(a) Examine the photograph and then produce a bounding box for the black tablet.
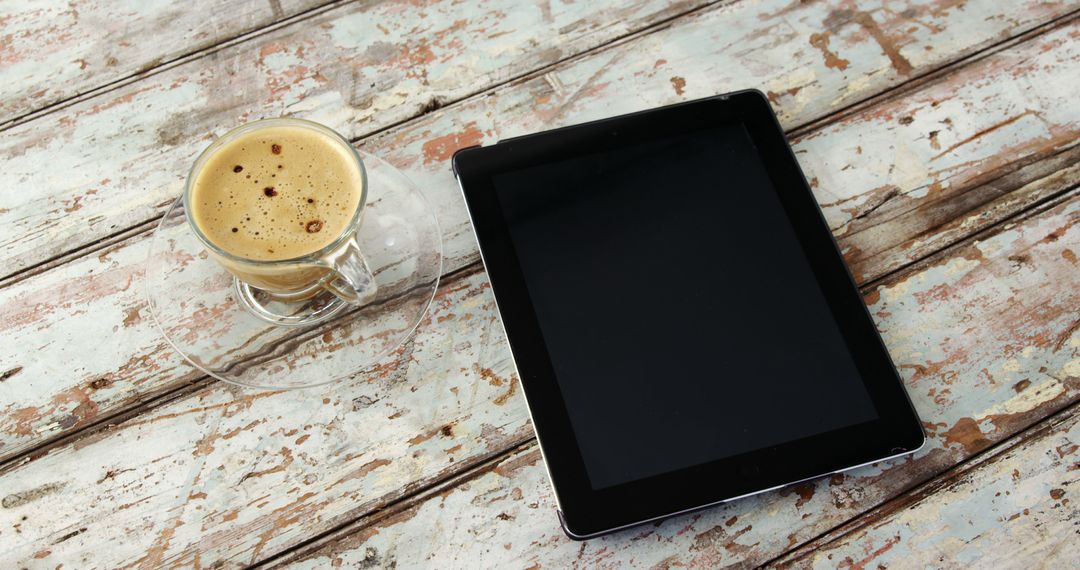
[453,91,924,539]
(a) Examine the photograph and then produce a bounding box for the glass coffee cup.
[146,116,442,387]
[183,118,377,326]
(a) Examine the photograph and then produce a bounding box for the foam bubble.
[189,125,363,260]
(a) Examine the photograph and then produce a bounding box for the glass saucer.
[145,150,442,389]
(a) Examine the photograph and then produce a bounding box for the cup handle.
[323,236,378,304]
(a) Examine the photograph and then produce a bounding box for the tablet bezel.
[453,91,924,539]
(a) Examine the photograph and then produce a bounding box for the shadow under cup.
[182,118,375,327]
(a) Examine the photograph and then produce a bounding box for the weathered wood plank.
[367,12,1080,284]
[0,0,332,124]
[267,194,1080,569]
[771,404,1080,569]
[0,0,717,278]
[1,0,1073,277]
[0,265,535,568]
[4,10,1077,467]
[0,0,717,457]
[795,19,1080,277]
[847,143,1080,283]
[2,186,1077,567]
[1,4,1078,567]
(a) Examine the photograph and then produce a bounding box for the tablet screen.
[493,123,878,490]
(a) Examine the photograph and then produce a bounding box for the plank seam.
[1,171,1074,567]
[0,218,158,290]
[0,374,213,477]
[0,260,486,473]
[248,437,539,569]
[786,7,1080,140]
[3,3,1074,286]
[248,187,1080,567]
[0,4,1077,559]
[0,0,354,132]
[0,0,732,285]
[840,140,1080,244]
[859,183,1080,293]
[257,382,1080,568]
[6,98,1076,294]
[1,103,1076,538]
[755,398,1080,569]
[5,177,1073,474]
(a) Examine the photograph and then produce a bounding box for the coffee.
[185,121,374,300]
[189,125,364,261]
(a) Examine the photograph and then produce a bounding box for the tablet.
[453,91,924,539]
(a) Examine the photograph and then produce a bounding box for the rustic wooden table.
[1,0,1077,567]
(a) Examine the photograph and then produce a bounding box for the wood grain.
[796,19,1080,279]
[0,265,536,568]
[0,0,715,456]
[0,0,332,125]
[1,0,1073,278]
[3,88,1078,567]
[847,143,1080,283]
[267,193,1080,569]
[1,2,1078,566]
[771,404,1080,569]
[0,0,716,278]
[3,9,1078,466]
